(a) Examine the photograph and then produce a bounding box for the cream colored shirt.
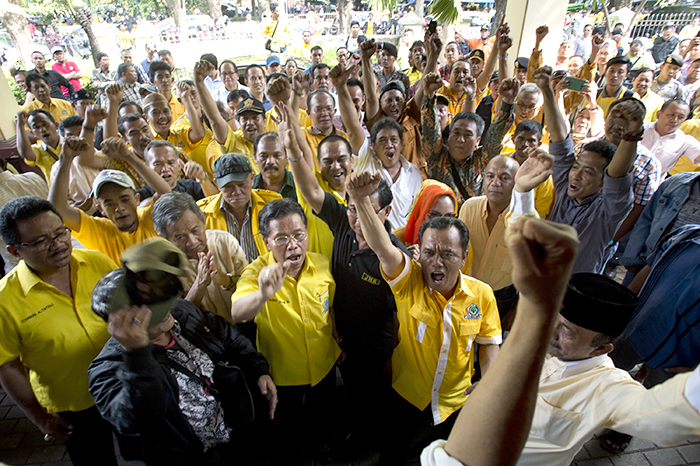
[181,230,248,323]
[458,196,513,291]
[49,156,100,215]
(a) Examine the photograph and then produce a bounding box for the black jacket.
[88,299,270,466]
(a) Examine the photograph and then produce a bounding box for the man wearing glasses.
[230,198,341,462]
[0,196,120,465]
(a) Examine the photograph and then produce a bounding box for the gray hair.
[516,83,543,106]
[144,140,178,163]
[152,191,205,238]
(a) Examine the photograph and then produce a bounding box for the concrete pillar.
[505,0,569,70]
[0,75,20,140]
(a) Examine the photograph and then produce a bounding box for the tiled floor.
[0,384,699,466]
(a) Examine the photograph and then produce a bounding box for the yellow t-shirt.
[22,98,76,125]
[172,115,216,177]
[217,127,259,174]
[70,204,159,265]
[28,141,62,186]
[0,249,116,412]
[640,91,665,122]
[265,108,313,132]
[301,126,348,171]
[438,85,466,123]
[383,253,502,424]
[297,171,345,260]
[154,126,201,158]
[169,93,187,124]
[232,251,340,386]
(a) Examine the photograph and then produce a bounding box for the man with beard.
[194,60,266,175]
[0,195,119,466]
[50,137,170,265]
[252,132,296,200]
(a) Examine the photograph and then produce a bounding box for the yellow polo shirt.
[265,108,313,132]
[217,127,259,175]
[28,141,62,186]
[0,249,116,412]
[154,126,201,158]
[639,91,664,122]
[232,251,340,386]
[597,86,638,119]
[534,175,555,219]
[22,98,76,125]
[301,126,348,171]
[197,190,281,258]
[384,253,502,424]
[406,67,422,86]
[172,115,217,178]
[438,85,466,122]
[69,204,159,265]
[169,93,187,124]
[297,170,345,260]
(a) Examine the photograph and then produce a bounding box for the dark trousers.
[338,351,392,447]
[58,406,118,466]
[268,368,337,459]
[379,389,459,466]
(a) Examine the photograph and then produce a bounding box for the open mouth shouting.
[286,252,303,267]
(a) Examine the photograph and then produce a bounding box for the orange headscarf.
[403,180,457,246]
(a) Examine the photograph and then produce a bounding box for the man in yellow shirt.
[346,170,502,465]
[149,60,187,122]
[0,196,119,465]
[16,109,64,184]
[231,198,340,462]
[143,90,204,159]
[21,73,75,124]
[197,153,281,263]
[193,60,266,174]
[300,89,349,167]
[49,137,170,265]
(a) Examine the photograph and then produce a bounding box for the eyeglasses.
[270,231,308,247]
[19,227,71,250]
[425,211,457,221]
[347,206,386,216]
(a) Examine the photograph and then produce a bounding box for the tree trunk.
[416,0,424,19]
[0,0,33,68]
[205,0,223,20]
[163,0,187,38]
[251,0,257,21]
[609,0,633,11]
[73,9,102,67]
[491,0,507,32]
[337,0,352,35]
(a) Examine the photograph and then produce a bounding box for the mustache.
[549,341,562,350]
[263,165,279,172]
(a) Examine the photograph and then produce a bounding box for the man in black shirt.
[29,51,74,100]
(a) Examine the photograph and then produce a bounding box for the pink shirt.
[52,61,82,93]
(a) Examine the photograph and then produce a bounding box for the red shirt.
[52,61,82,93]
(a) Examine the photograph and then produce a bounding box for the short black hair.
[144,139,178,162]
[312,63,330,79]
[346,78,364,92]
[317,134,352,162]
[200,53,218,69]
[351,20,360,27]
[95,52,108,62]
[12,69,27,79]
[660,97,690,113]
[514,119,543,140]
[28,109,56,125]
[370,117,404,143]
[0,196,63,246]
[410,40,425,51]
[450,112,485,138]
[227,89,250,103]
[219,59,238,74]
[307,89,336,112]
[258,198,307,238]
[91,268,124,322]
[245,64,265,80]
[149,60,172,80]
[418,216,470,256]
[117,62,134,78]
[608,96,646,118]
[118,100,143,115]
[118,113,147,136]
[633,67,655,80]
[605,56,632,73]
[25,72,48,89]
[58,115,84,136]
[448,58,471,75]
[158,49,172,57]
[310,45,324,54]
[253,131,280,156]
[582,139,617,165]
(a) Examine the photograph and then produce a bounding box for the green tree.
[0,0,34,68]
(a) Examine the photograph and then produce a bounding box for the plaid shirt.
[580,138,662,206]
[118,81,143,106]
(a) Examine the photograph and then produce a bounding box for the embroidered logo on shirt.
[464,303,482,319]
[317,289,330,314]
[361,272,380,285]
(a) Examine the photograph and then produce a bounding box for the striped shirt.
[220,197,258,263]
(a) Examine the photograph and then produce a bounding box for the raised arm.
[101,137,171,199]
[440,217,580,466]
[458,76,478,114]
[276,101,325,212]
[346,171,405,278]
[527,26,549,83]
[496,23,513,86]
[330,55,365,154]
[48,136,87,229]
[360,39,380,121]
[414,30,443,108]
[422,72,448,173]
[478,21,506,93]
[482,77,520,160]
[193,60,229,144]
[606,100,644,178]
[176,81,205,144]
[103,84,124,141]
[15,111,35,162]
[75,106,108,170]
[231,261,290,323]
[533,66,569,144]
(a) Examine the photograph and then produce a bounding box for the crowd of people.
[2,10,700,466]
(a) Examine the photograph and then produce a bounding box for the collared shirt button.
[307,336,311,339]
[309,349,312,353]
[301,301,306,305]
[304,318,309,323]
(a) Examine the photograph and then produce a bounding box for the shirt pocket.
[491,240,513,274]
[531,396,582,447]
[408,303,438,349]
[457,319,481,353]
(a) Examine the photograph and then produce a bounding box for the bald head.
[487,155,520,173]
[484,155,519,209]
